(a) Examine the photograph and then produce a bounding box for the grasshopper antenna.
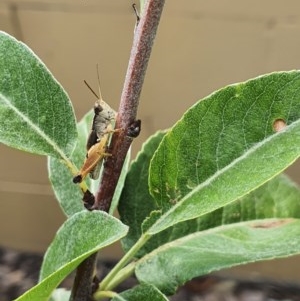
[84,80,99,100]
[83,64,104,101]
[96,63,103,101]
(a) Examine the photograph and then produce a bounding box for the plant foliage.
[1,29,300,301]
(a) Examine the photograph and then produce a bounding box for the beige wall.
[1,0,300,280]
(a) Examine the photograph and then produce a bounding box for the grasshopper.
[74,66,117,183]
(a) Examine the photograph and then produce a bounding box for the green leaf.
[139,174,300,255]
[0,31,76,158]
[48,110,93,216]
[119,131,166,252]
[220,173,300,221]
[136,218,300,294]
[14,211,128,301]
[149,71,300,235]
[119,122,300,257]
[112,283,168,301]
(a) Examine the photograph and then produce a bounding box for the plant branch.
[70,1,165,300]
[70,253,98,301]
[93,0,166,211]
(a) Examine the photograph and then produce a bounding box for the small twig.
[70,1,165,300]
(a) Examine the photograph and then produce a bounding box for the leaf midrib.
[0,92,69,160]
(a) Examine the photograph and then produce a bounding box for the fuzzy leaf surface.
[119,131,165,252]
[14,211,128,301]
[149,71,300,235]
[112,283,168,301]
[0,31,76,158]
[136,218,300,294]
[140,174,300,255]
[48,111,93,216]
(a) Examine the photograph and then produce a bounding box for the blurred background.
[0,0,300,282]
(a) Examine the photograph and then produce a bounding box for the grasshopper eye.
[94,103,104,114]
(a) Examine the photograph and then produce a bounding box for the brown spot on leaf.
[273,118,286,132]
[250,219,293,229]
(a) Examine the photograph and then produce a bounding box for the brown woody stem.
[70,1,165,300]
